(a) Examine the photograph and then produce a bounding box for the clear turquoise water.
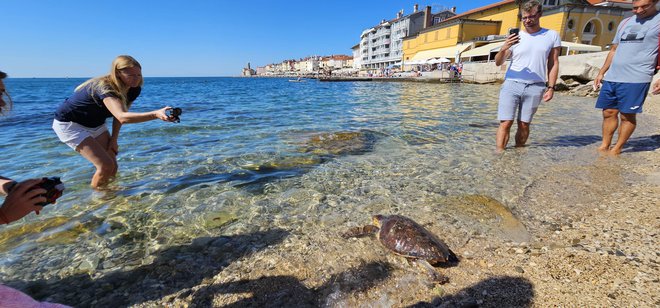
[0,77,657,298]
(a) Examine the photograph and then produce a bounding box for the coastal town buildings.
[356,4,456,72]
[241,63,255,76]
[249,0,644,76]
[402,0,628,64]
[254,55,353,76]
[351,44,361,69]
[320,55,354,72]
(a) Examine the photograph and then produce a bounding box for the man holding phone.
[494,0,561,152]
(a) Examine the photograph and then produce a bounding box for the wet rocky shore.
[2,79,658,307]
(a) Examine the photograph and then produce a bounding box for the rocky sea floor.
[1,91,659,307]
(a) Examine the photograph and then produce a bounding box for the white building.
[351,44,361,69]
[356,4,455,72]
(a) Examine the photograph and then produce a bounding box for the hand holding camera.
[167,107,182,123]
[34,177,65,206]
[0,177,65,224]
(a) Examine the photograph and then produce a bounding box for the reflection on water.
[0,78,658,304]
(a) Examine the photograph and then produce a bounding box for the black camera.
[35,177,65,206]
[167,107,182,123]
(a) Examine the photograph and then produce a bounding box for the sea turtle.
[342,214,458,283]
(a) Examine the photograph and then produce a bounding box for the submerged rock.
[0,216,90,251]
[444,195,530,242]
[204,211,238,229]
[242,156,322,172]
[300,131,379,156]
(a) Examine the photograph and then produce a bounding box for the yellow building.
[403,0,629,62]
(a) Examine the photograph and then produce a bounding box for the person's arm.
[103,96,172,124]
[594,44,618,90]
[495,33,518,66]
[0,179,46,224]
[652,78,660,95]
[108,117,122,156]
[543,46,561,102]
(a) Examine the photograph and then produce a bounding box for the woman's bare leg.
[76,132,117,188]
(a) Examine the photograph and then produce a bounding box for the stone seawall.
[461,51,610,86]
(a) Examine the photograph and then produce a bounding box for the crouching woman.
[53,55,174,188]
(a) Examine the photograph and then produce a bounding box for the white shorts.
[52,119,108,150]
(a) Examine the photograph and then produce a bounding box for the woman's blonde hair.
[75,55,143,108]
[0,70,12,114]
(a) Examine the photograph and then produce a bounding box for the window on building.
[543,0,557,6]
[567,19,574,30]
[385,44,390,48]
[584,21,594,33]
[385,53,390,57]
[385,35,390,39]
[608,21,614,31]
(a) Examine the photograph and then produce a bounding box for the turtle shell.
[375,215,456,264]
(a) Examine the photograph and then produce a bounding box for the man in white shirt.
[494,0,561,152]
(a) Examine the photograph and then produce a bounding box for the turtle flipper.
[417,259,449,284]
[341,225,379,239]
[447,248,459,263]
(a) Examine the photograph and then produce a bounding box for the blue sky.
[3,0,499,77]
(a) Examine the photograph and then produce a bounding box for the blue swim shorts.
[498,80,546,123]
[595,80,650,114]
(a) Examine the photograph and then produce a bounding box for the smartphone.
[509,28,520,44]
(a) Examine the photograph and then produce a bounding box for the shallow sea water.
[0,77,658,305]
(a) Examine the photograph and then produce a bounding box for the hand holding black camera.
[34,177,65,206]
[167,107,182,123]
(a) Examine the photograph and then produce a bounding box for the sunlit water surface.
[0,77,657,301]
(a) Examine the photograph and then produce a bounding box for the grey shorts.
[498,80,546,123]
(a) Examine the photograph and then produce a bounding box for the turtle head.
[372,215,385,227]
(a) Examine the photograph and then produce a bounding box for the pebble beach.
[165,92,660,307]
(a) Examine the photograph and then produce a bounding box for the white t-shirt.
[505,28,561,83]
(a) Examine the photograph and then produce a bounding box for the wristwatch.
[546,84,557,90]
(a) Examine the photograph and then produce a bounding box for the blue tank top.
[54,85,141,128]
